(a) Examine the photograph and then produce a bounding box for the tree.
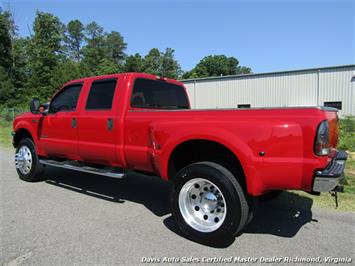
[160,48,181,79]
[124,53,144,72]
[237,66,252,74]
[10,37,31,105]
[96,58,121,75]
[49,60,89,94]
[0,10,13,71]
[82,22,126,74]
[104,31,126,65]
[85,21,103,40]
[0,10,16,106]
[0,9,32,107]
[143,48,161,75]
[27,11,64,100]
[142,48,181,78]
[65,19,84,61]
[0,66,15,106]
[81,22,105,73]
[182,55,252,79]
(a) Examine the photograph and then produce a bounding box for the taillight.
[314,120,330,156]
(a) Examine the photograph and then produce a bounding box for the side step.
[39,159,125,179]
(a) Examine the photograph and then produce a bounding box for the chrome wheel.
[15,146,32,175]
[178,178,227,233]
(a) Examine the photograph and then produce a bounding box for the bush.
[0,106,28,122]
[338,116,355,152]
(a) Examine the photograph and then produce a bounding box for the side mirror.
[30,98,41,114]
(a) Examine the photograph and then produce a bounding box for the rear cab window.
[131,78,189,109]
[86,79,117,110]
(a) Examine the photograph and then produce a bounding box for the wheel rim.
[15,146,33,175]
[178,178,227,233]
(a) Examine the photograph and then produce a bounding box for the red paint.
[13,73,340,196]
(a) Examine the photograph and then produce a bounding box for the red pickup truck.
[12,72,347,244]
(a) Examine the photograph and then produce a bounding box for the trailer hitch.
[330,185,344,208]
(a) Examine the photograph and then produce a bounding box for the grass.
[0,116,354,211]
[275,190,355,212]
[343,154,355,194]
[0,119,13,149]
[290,191,355,212]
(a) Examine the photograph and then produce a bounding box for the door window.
[86,79,117,110]
[49,84,82,113]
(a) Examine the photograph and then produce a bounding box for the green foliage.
[49,60,88,95]
[343,155,355,194]
[81,22,106,72]
[65,19,84,61]
[338,116,355,151]
[0,11,16,106]
[126,48,181,78]
[96,58,121,75]
[125,53,145,72]
[27,11,64,101]
[85,21,104,39]
[160,48,181,79]
[104,31,126,65]
[182,55,251,79]
[0,119,13,148]
[0,10,12,71]
[143,48,161,75]
[11,37,31,103]
[82,23,127,74]
[0,106,27,122]
[123,48,181,78]
[0,66,15,106]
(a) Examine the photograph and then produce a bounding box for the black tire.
[15,138,43,182]
[259,190,283,202]
[170,162,249,245]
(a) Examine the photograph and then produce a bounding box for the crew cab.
[12,72,347,244]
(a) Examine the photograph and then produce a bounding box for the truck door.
[38,83,83,159]
[77,78,121,166]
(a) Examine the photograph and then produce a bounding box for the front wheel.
[15,138,43,182]
[170,162,249,245]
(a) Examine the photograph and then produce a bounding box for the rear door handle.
[107,118,113,131]
[72,118,77,128]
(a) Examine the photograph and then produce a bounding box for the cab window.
[86,79,117,110]
[131,78,189,109]
[49,84,82,113]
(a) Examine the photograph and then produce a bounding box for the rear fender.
[152,126,263,195]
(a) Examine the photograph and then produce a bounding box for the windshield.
[131,78,189,109]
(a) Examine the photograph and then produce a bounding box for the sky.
[1,0,354,73]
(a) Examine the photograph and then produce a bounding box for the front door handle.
[72,118,77,128]
[107,118,113,131]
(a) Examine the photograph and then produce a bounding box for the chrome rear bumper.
[312,151,348,192]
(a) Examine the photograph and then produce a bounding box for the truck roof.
[63,72,183,87]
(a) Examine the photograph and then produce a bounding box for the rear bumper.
[312,151,348,192]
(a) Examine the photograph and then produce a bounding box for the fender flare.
[13,121,37,147]
[157,127,260,193]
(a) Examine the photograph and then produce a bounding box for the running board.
[39,159,125,179]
